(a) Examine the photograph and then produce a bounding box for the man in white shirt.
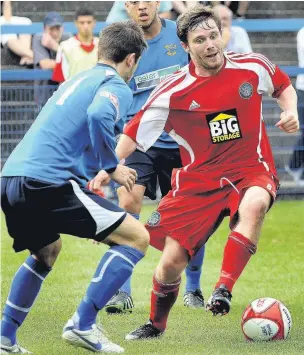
[286,27,304,185]
[213,4,252,53]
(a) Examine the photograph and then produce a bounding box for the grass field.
[1,200,304,355]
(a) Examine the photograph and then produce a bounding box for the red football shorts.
[145,172,278,258]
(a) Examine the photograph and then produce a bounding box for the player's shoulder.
[225,51,276,75]
[60,36,79,50]
[162,19,177,31]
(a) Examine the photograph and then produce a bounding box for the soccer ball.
[241,298,292,341]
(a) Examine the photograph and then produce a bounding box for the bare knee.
[33,239,62,268]
[133,224,150,254]
[106,215,150,254]
[117,187,143,213]
[245,197,269,220]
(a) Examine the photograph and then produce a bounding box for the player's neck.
[142,16,162,40]
[77,32,94,44]
[194,59,225,77]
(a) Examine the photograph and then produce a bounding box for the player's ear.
[126,53,136,68]
[180,41,189,53]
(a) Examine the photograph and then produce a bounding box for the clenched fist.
[275,111,299,133]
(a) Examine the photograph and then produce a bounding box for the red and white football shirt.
[124,52,291,196]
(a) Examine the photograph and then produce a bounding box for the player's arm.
[257,55,299,133]
[116,105,170,161]
[275,85,299,133]
[87,86,137,192]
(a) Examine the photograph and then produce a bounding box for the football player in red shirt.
[90,5,299,339]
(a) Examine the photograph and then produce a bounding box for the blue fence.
[1,18,304,34]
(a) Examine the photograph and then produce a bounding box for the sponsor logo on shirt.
[206,109,242,144]
[134,65,180,90]
[100,91,120,122]
[164,44,177,56]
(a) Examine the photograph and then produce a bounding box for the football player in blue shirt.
[1,21,148,354]
[105,1,206,314]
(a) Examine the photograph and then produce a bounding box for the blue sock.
[118,213,139,296]
[1,256,51,345]
[120,276,131,295]
[74,245,144,330]
[185,245,205,292]
[129,212,140,220]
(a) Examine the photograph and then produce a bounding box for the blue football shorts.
[122,147,182,200]
[1,176,127,252]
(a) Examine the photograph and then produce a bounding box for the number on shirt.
[56,76,87,106]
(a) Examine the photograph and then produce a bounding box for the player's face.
[75,16,96,37]
[185,19,224,72]
[125,1,159,30]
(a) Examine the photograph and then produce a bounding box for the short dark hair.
[75,8,95,20]
[98,20,147,63]
[177,5,222,44]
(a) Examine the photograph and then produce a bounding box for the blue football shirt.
[127,19,188,149]
[2,64,132,186]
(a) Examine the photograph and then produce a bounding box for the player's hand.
[275,111,299,133]
[109,164,137,193]
[89,170,111,193]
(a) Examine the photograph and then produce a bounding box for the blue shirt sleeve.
[86,82,132,173]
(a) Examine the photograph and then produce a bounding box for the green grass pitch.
[1,200,304,355]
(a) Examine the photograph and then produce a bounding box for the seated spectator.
[32,11,71,108]
[52,9,98,82]
[285,26,304,185]
[213,4,252,53]
[0,0,33,65]
[106,1,173,22]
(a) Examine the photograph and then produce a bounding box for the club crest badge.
[239,82,253,99]
[147,211,161,227]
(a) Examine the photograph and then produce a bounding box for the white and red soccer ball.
[241,298,292,341]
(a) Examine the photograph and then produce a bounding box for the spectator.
[32,11,70,108]
[0,0,33,65]
[211,1,250,19]
[285,27,304,185]
[213,4,252,52]
[52,9,98,83]
[170,1,199,20]
[106,1,173,22]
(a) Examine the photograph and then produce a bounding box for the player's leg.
[126,236,189,340]
[207,182,274,316]
[184,246,205,308]
[60,182,149,352]
[105,149,157,314]
[156,148,206,308]
[104,184,145,314]
[1,177,62,353]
